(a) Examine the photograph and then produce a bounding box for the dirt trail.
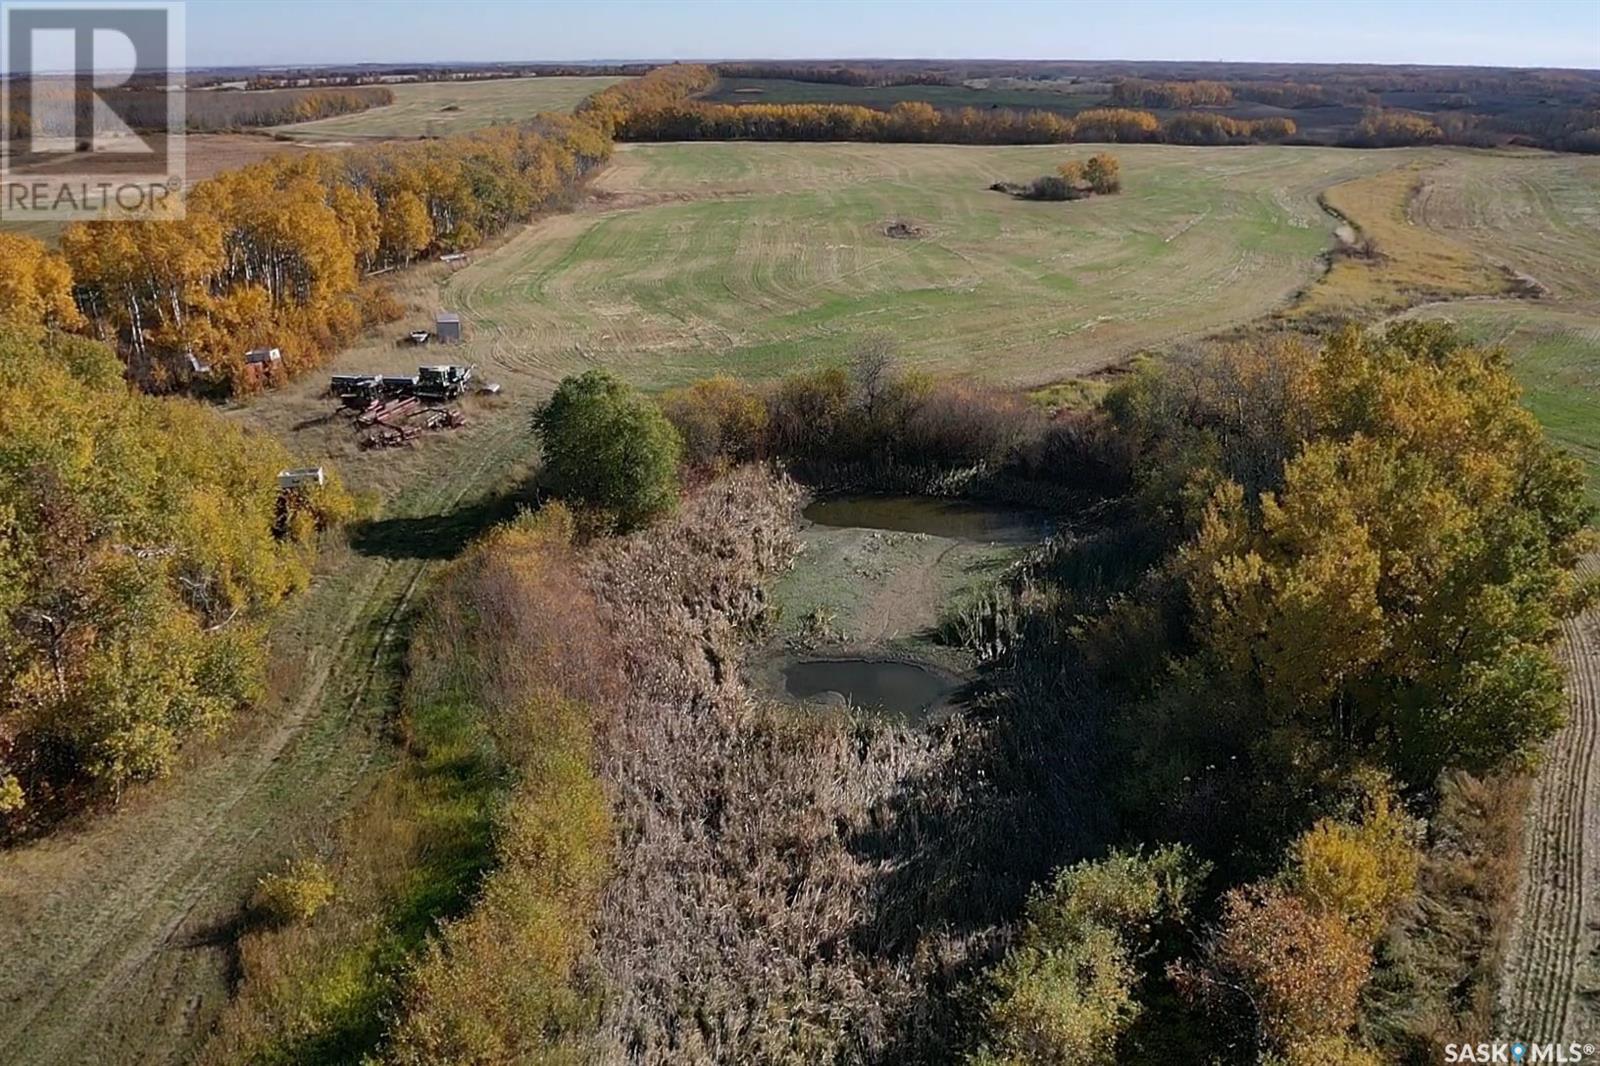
[0,419,533,1065]
[1500,555,1600,1040]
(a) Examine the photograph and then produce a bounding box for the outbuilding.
[435,312,462,344]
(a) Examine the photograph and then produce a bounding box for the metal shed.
[435,312,462,344]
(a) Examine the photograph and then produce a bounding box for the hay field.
[1401,150,1600,499]
[245,142,1600,493]
[438,142,1399,388]
[269,75,622,141]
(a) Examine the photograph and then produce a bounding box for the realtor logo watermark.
[1,0,185,219]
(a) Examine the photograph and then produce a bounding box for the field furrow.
[1501,555,1600,1040]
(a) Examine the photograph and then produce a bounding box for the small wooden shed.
[435,312,462,344]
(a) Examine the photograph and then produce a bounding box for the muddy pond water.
[802,495,1052,544]
[782,658,958,717]
[770,495,1056,717]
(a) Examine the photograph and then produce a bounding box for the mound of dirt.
[884,220,929,240]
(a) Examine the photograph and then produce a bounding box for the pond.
[803,495,1051,544]
[782,658,958,717]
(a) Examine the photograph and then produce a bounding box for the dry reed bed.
[582,466,983,1062]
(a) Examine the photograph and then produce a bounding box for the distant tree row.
[577,63,717,136]
[713,62,954,88]
[1109,77,1234,108]
[617,99,1297,146]
[1344,106,1443,146]
[4,85,395,137]
[1228,80,1347,108]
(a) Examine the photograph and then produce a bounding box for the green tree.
[534,370,682,529]
[0,326,348,821]
[972,846,1206,1065]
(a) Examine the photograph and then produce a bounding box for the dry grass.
[583,468,989,1062]
[0,133,311,244]
[269,76,623,141]
[1297,163,1510,318]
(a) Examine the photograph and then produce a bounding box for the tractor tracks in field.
[1501,555,1600,1041]
[0,419,534,1065]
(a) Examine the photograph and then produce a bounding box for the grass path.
[0,417,537,1064]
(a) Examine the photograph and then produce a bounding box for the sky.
[185,0,1600,70]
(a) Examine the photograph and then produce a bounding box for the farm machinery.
[326,365,481,449]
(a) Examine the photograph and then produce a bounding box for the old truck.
[415,364,474,400]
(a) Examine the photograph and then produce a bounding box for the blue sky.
[186,0,1600,69]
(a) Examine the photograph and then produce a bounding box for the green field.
[239,141,1600,498]
[437,141,1401,388]
[269,75,622,140]
[1412,302,1600,502]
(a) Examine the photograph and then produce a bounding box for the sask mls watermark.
[1,0,185,220]
[1445,1040,1598,1062]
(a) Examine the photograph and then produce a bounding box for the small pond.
[803,495,1051,544]
[783,658,958,716]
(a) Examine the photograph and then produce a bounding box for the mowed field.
[268,75,622,141]
[439,141,1401,388]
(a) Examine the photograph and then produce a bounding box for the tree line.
[5,85,395,137]
[0,66,709,829]
[1109,77,1234,108]
[0,323,352,834]
[617,98,1296,146]
[0,65,709,396]
[712,62,955,88]
[961,322,1595,1062]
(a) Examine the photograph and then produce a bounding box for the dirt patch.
[884,220,930,240]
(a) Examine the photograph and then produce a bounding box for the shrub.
[1177,885,1372,1053]
[385,693,610,1066]
[1287,779,1419,942]
[904,381,1041,467]
[658,374,768,471]
[972,847,1205,1064]
[1024,174,1078,201]
[251,857,335,926]
[1083,153,1121,194]
[533,369,683,530]
[765,364,853,460]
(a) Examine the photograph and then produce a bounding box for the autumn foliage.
[0,234,83,335]
[0,326,351,829]
[62,115,611,392]
[35,65,717,396]
[1347,107,1444,147]
[617,98,1295,146]
[1109,78,1234,108]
